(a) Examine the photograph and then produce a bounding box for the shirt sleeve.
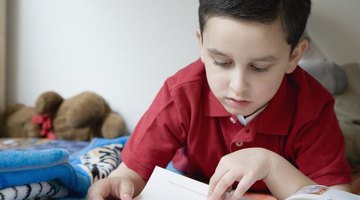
[293,98,352,186]
[121,82,187,180]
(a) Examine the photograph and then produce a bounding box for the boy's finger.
[210,171,238,200]
[118,178,135,200]
[87,192,105,200]
[87,179,110,200]
[208,167,229,196]
[231,175,255,200]
[120,193,133,200]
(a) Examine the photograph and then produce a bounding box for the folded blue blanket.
[0,149,88,197]
[0,136,129,199]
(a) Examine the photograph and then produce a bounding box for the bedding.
[0,138,89,154]
[333,63,360,194]
[0,136,128,200]
[334,63,360,166]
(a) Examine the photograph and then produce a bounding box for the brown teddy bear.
[32,91,127,141]
[1,91,127,141]
[1,104,41,138]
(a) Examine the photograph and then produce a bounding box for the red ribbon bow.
[32,114,56,140]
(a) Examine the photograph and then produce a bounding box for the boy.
[88,0,351,199]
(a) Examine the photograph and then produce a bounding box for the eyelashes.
[250,64,269,72]
[213,60,231,67]
[212,60,269,72]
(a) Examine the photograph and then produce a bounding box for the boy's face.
[198,16,307,116]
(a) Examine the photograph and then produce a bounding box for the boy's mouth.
[225,98,251,109]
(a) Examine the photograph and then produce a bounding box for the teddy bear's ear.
[35,91,64,115]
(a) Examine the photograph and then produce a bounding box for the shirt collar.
[237,105,267,126]
[203,80,231,117]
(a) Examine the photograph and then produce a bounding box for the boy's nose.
[229,69,249,94]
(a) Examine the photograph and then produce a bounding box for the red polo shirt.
[122,59,351,192]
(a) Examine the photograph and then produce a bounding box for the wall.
[0,0,5,113]
[7,0,199,131]
[6,0,360,132]
[307,0,360,65]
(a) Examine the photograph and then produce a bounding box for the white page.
[134,166,208,200]
[133,166,265,200]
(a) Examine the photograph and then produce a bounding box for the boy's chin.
[224,101,268,117]
[224,107,253,116]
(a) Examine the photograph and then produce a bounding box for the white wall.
[7,0,199,131]
[307,0,360,65]
[6,0,360,132]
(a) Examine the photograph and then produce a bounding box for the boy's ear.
[196,28,202,45]
[286,39,309,74]
[196,28,205,62]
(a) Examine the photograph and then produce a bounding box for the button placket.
[230,124,255,150]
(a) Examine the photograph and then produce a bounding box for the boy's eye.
[250,64,268,72]
[213,60,232,67]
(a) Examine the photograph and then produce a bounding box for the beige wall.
[307,0,360,65]
[0,0,5,113]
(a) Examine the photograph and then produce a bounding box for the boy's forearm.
[263,150,315,200]
[109,162,146,197]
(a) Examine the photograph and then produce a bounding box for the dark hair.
[198,0,311,51]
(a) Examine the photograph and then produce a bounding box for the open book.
[286,185,360,200]
[134,166,360,200]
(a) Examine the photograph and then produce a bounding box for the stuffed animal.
[1,104,41,138]
[32,91,127,141]
[1,91,127,141]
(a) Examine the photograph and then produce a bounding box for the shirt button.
[235,141,243,147]
[229,117,237,124]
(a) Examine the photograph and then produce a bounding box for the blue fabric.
[0,149,90,197]
[0,139,90,155]
[166,161,183,174]
[0,136,129,198]
[0,148,69,171]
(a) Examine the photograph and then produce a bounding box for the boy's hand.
[87,162,145,200]
[87,176,135,200]
[207,148,271,200]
